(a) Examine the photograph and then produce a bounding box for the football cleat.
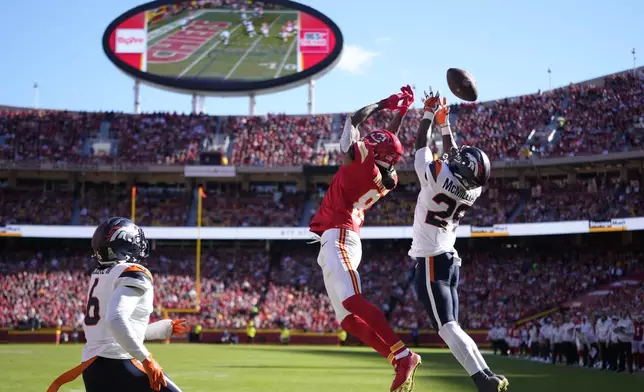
[473,373,508,392]
[390,352,421,392]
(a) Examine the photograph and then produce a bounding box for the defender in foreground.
[48,217,188,392]
[310,86,421,392]
[410,89,509,392]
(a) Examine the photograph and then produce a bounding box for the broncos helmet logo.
[464,152,479,177]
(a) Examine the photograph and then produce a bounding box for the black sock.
[483,368,494,377]
[471,370,487,381]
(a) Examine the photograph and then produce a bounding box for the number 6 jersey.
[82,263,154,361]
[408,147,481,262]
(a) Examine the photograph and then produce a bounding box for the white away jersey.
[82,263,154,361]
[408,147,482,261]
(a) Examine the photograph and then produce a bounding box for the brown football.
[446,68,478,102]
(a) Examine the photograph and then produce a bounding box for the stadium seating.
[201,187,306,227]
[1,70,641,166]
[2,245,640,332]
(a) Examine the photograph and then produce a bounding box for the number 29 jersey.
[408,147,481,262]
[310,141,395,236]
[82,263,154,361]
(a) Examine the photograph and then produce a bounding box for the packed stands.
[2,241,640,332]
[79,185,190,226]
[1,69,642,167]
[516,177,643,223]
[0,188,74,225]
[201,185,306,227]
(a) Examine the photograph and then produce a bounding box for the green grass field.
[2,344,641,391]
[147,10,299,81]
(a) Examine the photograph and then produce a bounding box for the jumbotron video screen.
[105,0,339,87]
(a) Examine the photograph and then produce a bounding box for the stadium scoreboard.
[103,0,343,95]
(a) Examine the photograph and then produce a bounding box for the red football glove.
[142,355,167,392]
[380,85,415,114]
[380,93,405,111]
[398,84,415,116]
[171,319,189,336]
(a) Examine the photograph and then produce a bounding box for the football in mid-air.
[446,68,478,102]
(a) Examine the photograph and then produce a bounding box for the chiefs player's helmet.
[91,217,149,266]
[448,146,491,190]
[362,130,403,168]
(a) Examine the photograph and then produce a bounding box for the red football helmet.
[362,130,403,168]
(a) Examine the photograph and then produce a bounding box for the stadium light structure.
[547,67,552,90]
[633,48,637,75]
[33,82,38,108]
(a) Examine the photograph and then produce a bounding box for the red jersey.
[310,141,396,235]
[634,321,643,341]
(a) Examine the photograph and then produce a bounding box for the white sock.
[438,322,486,376]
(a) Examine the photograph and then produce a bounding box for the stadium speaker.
[200,151,223,165]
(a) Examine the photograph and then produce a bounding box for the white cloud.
[336,45,379,75]
[375,36,392,45]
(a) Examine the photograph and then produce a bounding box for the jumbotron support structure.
[133,79,141,114]
[307,79,315,114]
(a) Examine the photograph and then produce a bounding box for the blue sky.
[0,0,641,115]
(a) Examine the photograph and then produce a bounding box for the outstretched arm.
[341,86,414,163]
[340,102,384,165]
[415,88,441,151]
[387,85,414,136]
[434,97,458,158]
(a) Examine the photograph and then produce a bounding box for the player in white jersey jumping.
[47,217,188,392]
[409,89,509,392]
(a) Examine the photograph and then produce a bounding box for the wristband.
[440,125,451,136]
[422,111,434,121]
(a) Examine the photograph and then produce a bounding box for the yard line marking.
[178,23,243,77]
[225,16,282,80]
[274,34,297,78]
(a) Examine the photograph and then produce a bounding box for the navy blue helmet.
[448,146,491,190]
[91,217,149,266]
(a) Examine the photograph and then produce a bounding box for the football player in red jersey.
[310,86,421,392]
[634,313,643,371]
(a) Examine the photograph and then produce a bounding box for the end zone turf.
[3,345,640,391]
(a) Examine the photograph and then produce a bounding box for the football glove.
[434,97,450,128]
[398,84,415,115]
[142,355,167,391]
[171,319,189,336]
[421,87,441,122]
[380,85,414,113]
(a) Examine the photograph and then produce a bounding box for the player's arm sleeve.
[414,147,441,187]
[145,320,173,341]
[105,285,151,362]
[340,116,360,154]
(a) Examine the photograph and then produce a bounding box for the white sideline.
[274,34,297,78]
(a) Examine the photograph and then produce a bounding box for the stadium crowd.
[486,278,644,373]
[1,173,641,227]
[1,244,641,337]
[1,70,641,166]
